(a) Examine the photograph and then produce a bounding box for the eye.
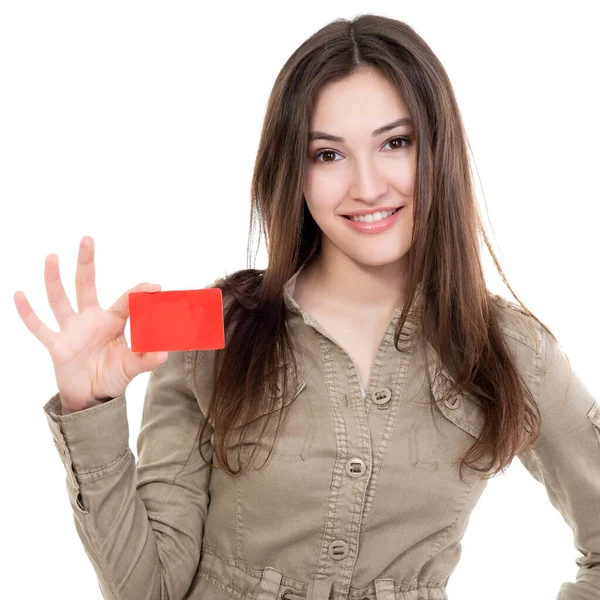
[311,136,412,163]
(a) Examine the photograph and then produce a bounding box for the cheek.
[403,203,414,225]
[304,162,346,193]
[306,181,342,207]
[305,202,340,233]
[303,187,344,224]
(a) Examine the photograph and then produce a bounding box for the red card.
[128,288,225,353]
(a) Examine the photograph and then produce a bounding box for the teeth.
[349,208,399,223]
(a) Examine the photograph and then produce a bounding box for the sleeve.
[518,324,600,600]
[42,349,214,600]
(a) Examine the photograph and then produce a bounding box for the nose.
[350,156,388,203]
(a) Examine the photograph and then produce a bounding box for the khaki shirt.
[43,271,600,600]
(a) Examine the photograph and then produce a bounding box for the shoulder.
[489,293,542,357]
[488,293,551,411]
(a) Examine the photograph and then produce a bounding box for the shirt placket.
[283,282,422,600]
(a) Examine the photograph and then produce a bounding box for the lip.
[341,206,404,233]
[341,205,404,217]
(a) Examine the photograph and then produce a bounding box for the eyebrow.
[308,117,413,143]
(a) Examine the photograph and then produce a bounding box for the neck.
[301,248,408,318]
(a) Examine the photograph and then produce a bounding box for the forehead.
[310,69,409,129]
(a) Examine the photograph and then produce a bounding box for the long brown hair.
[191,14,568,480]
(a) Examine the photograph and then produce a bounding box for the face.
[303,67,416,270]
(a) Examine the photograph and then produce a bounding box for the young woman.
[15,14,600,600]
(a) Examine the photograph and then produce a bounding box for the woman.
[15,14,600,600]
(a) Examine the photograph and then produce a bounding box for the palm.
[51,306,133,404]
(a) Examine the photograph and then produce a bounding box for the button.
[345,457,366,478]
[435,372,462,409]
[371,387,391,405]
[327,540,349,560]
[398,320,416,341]
[444,394,461,409]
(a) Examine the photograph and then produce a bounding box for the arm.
[518,324,600,599]
[43,349,214,600]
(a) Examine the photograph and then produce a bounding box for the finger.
[45,253,76,329]
[75,236,100,312]
[133,350,169,377]
[121,349,168,381]
[108,282,162,321]
[14,290,58,349]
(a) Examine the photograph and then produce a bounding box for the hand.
[14,235,168,413]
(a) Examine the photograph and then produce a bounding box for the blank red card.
[128,288,225,353]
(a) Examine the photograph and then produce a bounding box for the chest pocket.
[410,356,486,478]
[433,368,486,439]
[224,363,311,469]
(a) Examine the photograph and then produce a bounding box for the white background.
[2,1,599,598]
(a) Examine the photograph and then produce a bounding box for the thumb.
[110,282,162,320]
[135,350,169,375]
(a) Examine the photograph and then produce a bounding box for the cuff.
[43,390,130,481]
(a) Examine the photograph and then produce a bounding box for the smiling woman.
[33,12,600,600]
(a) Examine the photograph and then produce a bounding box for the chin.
[347,250,410,268]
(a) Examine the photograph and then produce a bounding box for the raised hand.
[14,236,168,414]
